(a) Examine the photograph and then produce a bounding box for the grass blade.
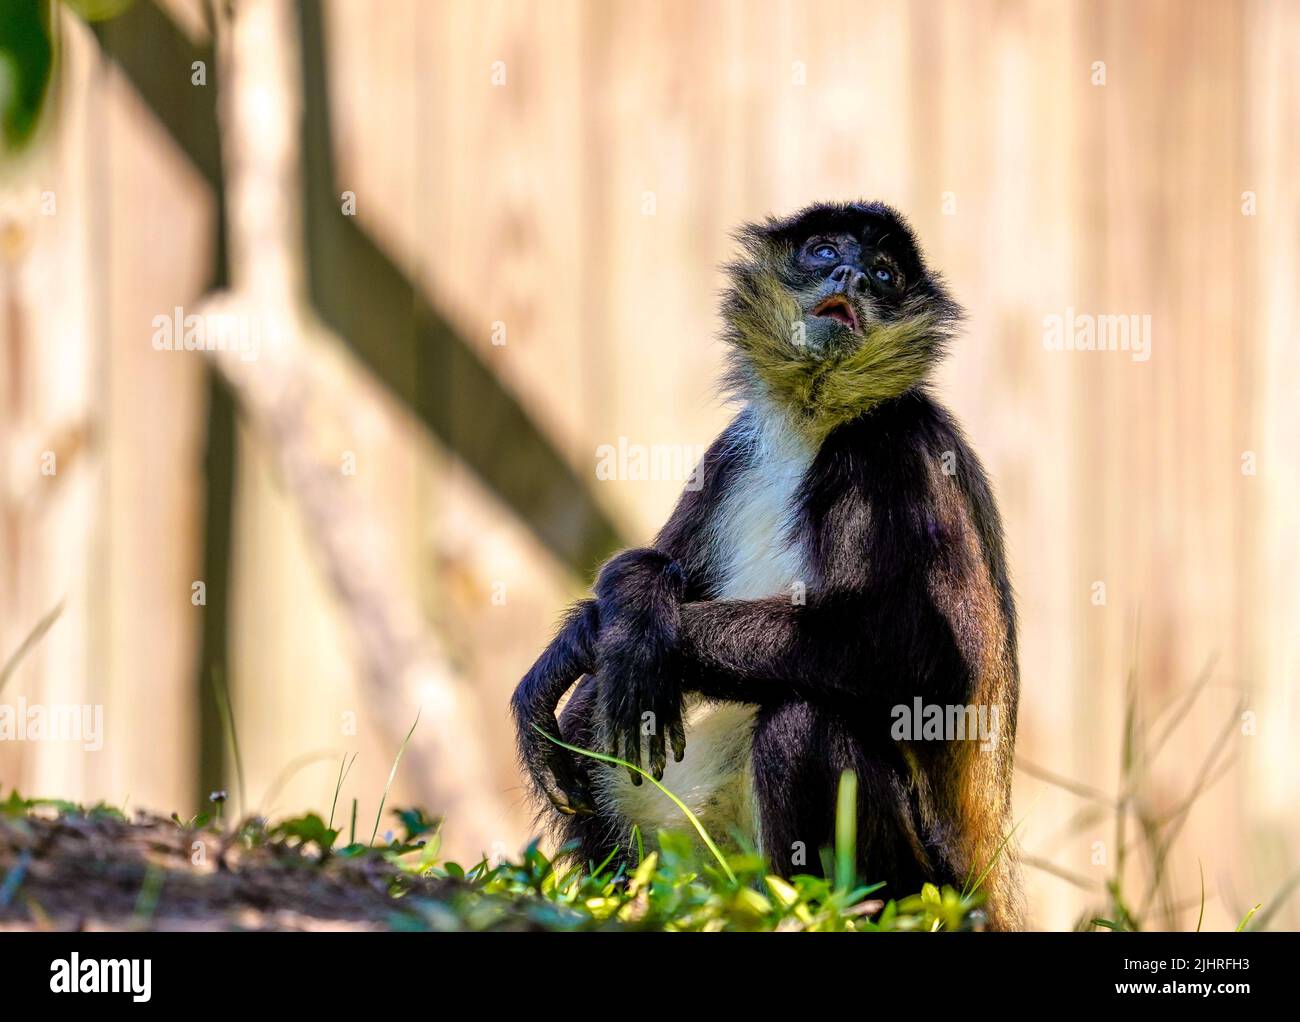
[210,666,246,822]
[329,752,358,832]
[834,770,857,892]
[1196,860,1205,932]
[0,602,64,697]
[963,816,1023,900]
[1240,869,1300,932]
[371,709,421,846]
[632,823,645,866]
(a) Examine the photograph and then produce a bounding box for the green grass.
[409,759,978,932]
[0,780,984,932]
[517,730,980,930]
[416,830,975,932]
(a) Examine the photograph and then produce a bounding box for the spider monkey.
[511,201,1023,929]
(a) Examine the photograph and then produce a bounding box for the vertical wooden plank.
[0,15,212,813]
[1243,0,1300,932]
[96,39,213,816]
[219,0,427,836]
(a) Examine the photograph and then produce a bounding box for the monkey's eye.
[811,242,839,260]
[873,266,895,284]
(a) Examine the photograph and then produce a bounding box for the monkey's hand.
[593,549,688,784]
[511,600,599,816]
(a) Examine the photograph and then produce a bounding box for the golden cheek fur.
[723,261,950,444]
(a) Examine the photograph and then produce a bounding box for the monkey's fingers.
[621,727,644,786]
[648,689,679,780]
[669,715,687,764]
[605,721,624,763]
[647,729,667,782]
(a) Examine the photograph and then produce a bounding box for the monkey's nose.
[830,264,870,295]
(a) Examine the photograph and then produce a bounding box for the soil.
[0,809,457,931]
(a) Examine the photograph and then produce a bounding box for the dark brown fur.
[512,202,1022,928]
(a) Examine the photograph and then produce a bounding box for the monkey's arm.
[565,419,749,785]
[591,549,688,784]
[513,416,747,800]
[511,548,689,806]
[675,587,974,710]
[673,469,999,715]
[678,595,854,698]
[510,599,600,815]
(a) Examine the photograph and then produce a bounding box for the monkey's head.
[721,201,963,440]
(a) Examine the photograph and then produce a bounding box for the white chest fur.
[595,404,814,850]
[711,408,816,601]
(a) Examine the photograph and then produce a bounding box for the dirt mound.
[0,808,454,931]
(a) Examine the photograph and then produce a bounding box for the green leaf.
[272,812,339,852]
[765,875,799,909]
[393,807,439,842]
[0,0,52,154]
[0,790,32,818]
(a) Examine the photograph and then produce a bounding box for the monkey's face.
[773,203,956,354]
[722,202,964,438]
[788,228,906,353]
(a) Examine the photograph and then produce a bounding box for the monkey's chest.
[597,428,814,850]
[710,439,813,601]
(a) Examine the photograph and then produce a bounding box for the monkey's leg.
[750,702,839,878]
[750,701,935,897]
[511,599,599,815]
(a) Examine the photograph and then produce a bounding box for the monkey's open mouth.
[810,295,859,332]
